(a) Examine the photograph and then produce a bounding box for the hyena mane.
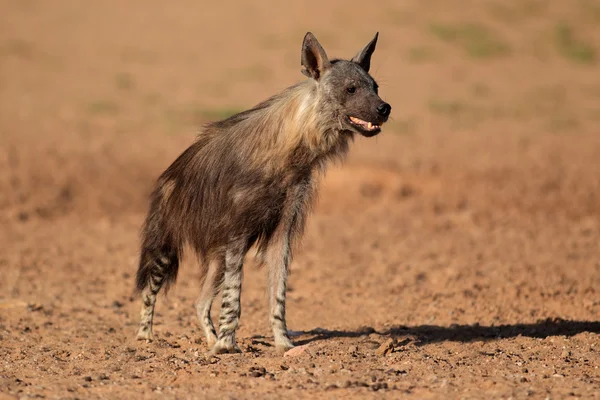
[135,79,351,294]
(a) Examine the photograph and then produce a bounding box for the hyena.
[135,32,391,354]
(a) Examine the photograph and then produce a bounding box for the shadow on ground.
[295,318,600,346]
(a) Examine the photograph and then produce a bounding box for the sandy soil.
[1,1,600,398]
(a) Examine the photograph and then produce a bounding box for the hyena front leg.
[267,231,295,351]
[195,256,224,349]
[211,241,246,354]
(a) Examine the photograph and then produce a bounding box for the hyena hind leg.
[195,256,224,349]
[136,245,179,341]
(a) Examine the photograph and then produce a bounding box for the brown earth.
[1,1,600,399]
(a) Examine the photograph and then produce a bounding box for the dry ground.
[1,1,600,399]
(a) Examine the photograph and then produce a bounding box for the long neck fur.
[203,79,351,177]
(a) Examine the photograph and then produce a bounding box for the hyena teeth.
[135,31,390,355]
[349,116,380,131]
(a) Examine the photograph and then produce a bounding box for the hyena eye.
[346,86,356,94]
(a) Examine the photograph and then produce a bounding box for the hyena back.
[135,32,391,354]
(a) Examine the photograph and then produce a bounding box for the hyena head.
[301,32,391,137]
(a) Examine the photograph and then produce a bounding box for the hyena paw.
[205,333,218,349]
[136,328,155,342]
[209,340,242,355]
[275,337,295,352]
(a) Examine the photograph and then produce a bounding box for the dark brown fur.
[135,32,391,353]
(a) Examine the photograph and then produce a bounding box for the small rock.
[249,366,267,377]
[364,340,381,350]
[348,345,358,353]
[376,339,395,356]
[370,382,388,391]
[284,344,311,357]
[386,368,407,376]
[27,303,44,312]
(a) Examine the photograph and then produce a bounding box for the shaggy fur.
[135,32,391,354]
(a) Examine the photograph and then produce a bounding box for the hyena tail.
[135,196,180,295]
[135,191,180,340]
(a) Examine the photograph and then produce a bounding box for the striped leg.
[265,179,312,351]
[210,241,245,354]
[195,256,224,349]
[136,250,177,341]
[267,233,294,351]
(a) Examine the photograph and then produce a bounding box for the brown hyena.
[135,32,391,354]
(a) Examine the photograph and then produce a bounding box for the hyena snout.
[376,102,391,118]
[348,99,392,137]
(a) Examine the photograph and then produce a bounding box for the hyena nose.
[376,103,391,118]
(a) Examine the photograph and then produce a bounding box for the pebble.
[284,344,311,357]
[376,339,395,356]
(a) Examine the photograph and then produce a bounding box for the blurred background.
[1,0,600,398]
[1,0,599,220]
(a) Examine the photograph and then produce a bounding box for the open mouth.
[348,116,381,136]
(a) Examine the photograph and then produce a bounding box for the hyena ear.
[351,32,379,73]
[301,32,331,80]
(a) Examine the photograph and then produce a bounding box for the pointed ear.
[351,32,379,73]
[301,32,331,80]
